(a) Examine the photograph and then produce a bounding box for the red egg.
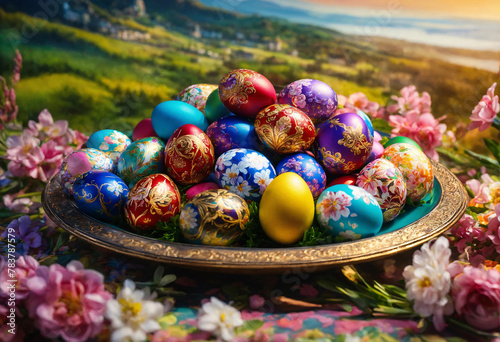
[132,118,158,141]
[219,69,276,119]
[254,104,316,154]
[327,175,358,188]
[165,124,215,185]
[125,174,181,231]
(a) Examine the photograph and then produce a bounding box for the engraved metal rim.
[42,161,468,270]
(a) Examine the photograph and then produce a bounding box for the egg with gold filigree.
[254,104,316,155]
[72,171,129,223]
[316,184,383,241]
[117,137,165,188]
[124,173,181,231]
[382,143,433,204]
[86,129,131,165]
[219,69,276,119]
[179,189,250,245]
[165,124,214,185]
[58,148,115,196]
[206,115,265,157]
[276,153,326,199]
[316,112,373,175]
[214,148,276,201]
[356,158,407,222]
[278,79,338,125]
[176,84,218,115]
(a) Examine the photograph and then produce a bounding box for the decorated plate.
[43,161,467,273]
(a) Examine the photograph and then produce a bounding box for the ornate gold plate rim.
[42,161,468,273]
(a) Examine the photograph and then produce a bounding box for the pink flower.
[469,83,499,131]
[466,179,492,204]
[249,294,265,310]
[388,85,429,115]
[27,109,68,140]
[0,255,39,300]
[340,92,380,117]
[3,194,41,214]
[450,214,487,253]
[487,204,500,253]
[6,131,44,179]
[452,266,500,331]
[26,260,112,342]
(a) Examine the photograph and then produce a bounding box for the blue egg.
[316,184,383,241]
[277,153,326,199]
[214,148,276,201]
[86,129,131,165]
[73,171,129,223]
[356,110,374,140]
[151,100,209,140]
[206,116,266,156]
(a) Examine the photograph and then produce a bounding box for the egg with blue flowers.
[316,184,383,241]
[86,129,131,165]
[214,148,276,201]
[73,171,129,223]
[117,137,165,187]
[276,153,326,199]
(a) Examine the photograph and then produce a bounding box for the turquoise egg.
[86,129,131,165]
[151,100,209,140]
[356,110,374,140]
[73,171,129,223]
[117,137,165,187]
[316,184,383,241]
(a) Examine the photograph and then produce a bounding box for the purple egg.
[364,141,385,165]
[316,112,373,175]
[278,79,337,124]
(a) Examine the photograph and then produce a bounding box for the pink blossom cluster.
[0,50,22,130]
[469,83,499,131]
[5,109,87,182]
[337,93,381,118]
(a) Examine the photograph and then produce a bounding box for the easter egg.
[117,137,165,187]
[382,143,433,203]
[355,110,374,140]
[219,69,276,119]
[276,153,326,199]
[214,148,276,201]
[132,118,158,141]
[207,116,265,157]
[151,100,209,140]
[165,124,215,185]
[185,182,221,201]
[356,158,407,222]
[58,148,115,196]
[373,131,383,143]
[364,141,385,165]
[86,129,131,164]
[176,84,218,115]
[316,184,383,241]
[254,104,316,154]
[72,171,129,223]
[259,172,314,244]
[316,112,373,175]
[179,189,250,245]
[384,136,422,151]
[327,175,358,188]
[278,79,337,124]
[124,174,181,231]
[205,89,231,122]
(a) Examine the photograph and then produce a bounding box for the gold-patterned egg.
[179,189,250,246]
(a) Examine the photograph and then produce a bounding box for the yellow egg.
[259,172,315,244]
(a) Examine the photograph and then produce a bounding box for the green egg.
[384,136,421,150]
[205,89,231,123]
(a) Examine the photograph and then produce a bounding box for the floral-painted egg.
[214,148,276,201]
[132,118,158,141]
[179,189,250,245]
[185,182,221,201]
[58,148,115,196]
[382,143,433,203]
[278,79,337,124]
[165,124,214,185]
[219,69,276,119]
[316,112,373,175]
[86,129,131,165]
[254,104,316,154]
[276,153,326,199]
[316,184,383,241]
[124,174,181,231]
[206,115,265,157]
[176,84,218,115]
[73,171,129,223]
[356,158,407,222]
[117,137,165,187]
[205,89,231,123]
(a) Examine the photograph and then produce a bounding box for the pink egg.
[373,131,382,143]
[133,118,158,141]
[186,182,221,201]
[364,141,385,165]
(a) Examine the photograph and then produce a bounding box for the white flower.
[222,164,241,186]
[106,279,165,342]
[339,230,361,241]
[239,152,269,170]
[402,236,454,331]
[220,149,238,166]
[107,180,124,196]
[180,205,198,230]
[197,297,244,342]
[230,178,252,198]
[253,169,273,193]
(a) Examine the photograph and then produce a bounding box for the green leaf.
[159,274,176,287]
[484,138,500,163]
[372,118,392,133]
[465,149,499,168]
[153,266,164,283]
[239,319,264,332]
[53,232,69,252]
